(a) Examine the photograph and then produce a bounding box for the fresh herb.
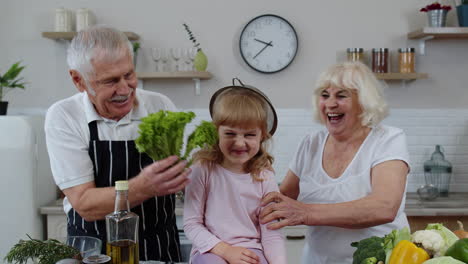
[135,110,217,165]
[183,23,202,51]
[0,61,27,101]
[4,235,80,264]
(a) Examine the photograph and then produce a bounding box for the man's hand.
[136,155,191,198]
[259,191,307,230]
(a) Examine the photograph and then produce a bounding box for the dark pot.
[0,101,8,115]
[457,5,468,27]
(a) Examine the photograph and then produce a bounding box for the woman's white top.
[289,124,410,264]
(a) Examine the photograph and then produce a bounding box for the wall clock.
[239,14,298,73]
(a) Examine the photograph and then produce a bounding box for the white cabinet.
[40,199,68,239]
[282,225,307,264]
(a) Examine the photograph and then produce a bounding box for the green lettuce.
[383,227,411,263]
[422,256,465,264]
[135,110,217,164]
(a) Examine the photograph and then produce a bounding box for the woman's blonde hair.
[193,88,274,181]
[313,61,388,127]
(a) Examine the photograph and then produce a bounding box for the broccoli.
[135,110,217,164]
[351,236,386,264]
[360,257,377,264]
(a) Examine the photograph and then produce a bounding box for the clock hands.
[253,40,273,59]
[254,38,273,47]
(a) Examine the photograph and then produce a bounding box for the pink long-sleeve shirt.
[183,163,286,264]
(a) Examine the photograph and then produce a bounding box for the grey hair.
[67,25,134,86]
[312,61,388,127]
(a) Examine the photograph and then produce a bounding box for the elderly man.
[45,25,190,262]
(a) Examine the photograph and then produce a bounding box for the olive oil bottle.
[106,181,139,264]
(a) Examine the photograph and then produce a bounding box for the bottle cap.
[115,180,129,191]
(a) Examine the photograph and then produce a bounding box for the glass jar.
[347,48,364,63]
[424,145,452,197]
[372,48,389,73]
[398,48,415,73]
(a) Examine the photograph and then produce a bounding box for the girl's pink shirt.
[183,163,286,264]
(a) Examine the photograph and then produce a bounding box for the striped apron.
[67,120,182,262]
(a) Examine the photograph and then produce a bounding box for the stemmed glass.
[151,48,161,72]
[183,48,192,71]
[171,48,182,71]
[160,48,169,72]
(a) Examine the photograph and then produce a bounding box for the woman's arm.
[260,160,408,229]
[279,170,300,200]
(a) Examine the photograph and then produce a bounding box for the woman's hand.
[260,191,308,230]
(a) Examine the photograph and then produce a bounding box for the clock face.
[239,14,298,73]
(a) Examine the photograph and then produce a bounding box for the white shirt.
[44,89,176,213]
[289,124,410,264]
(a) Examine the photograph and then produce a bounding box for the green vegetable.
[4,235,80,264]
[445,238,468,263]
[135,110,217,164]
[422,256,466,264]
[360,256,378,264]
[425,223,460,255]
[351,236,386,264]
[383,227,412,263]
[182,120,218,164]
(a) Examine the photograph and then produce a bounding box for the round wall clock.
[239,14,298,74]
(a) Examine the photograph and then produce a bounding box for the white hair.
[312,61,388,127]
[67,25,134,92]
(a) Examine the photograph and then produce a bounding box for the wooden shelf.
[375,73,429,80]
[137,71,212,80]
[42,31,139,41]
[408,27,468,39]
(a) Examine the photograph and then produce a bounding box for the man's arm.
[64,156,190,221]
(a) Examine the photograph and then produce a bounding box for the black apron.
[67,120,181,262]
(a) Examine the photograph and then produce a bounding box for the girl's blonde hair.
[313,61,388,127]
[193,88,274,181]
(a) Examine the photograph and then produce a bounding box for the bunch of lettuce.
[135,110,217,165]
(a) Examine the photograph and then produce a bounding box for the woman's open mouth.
[327,113,344,124]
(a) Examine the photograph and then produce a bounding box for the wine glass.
[151,48,161,72]
[171,48,182,71]
[160,48,169,72]
[183,48,192,71]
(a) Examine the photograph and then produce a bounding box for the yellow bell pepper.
[388,240,430,264]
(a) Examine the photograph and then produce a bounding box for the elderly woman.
[260,61,410,264]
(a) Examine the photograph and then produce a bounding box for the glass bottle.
[423,145,453,197]
[347,48,364,63]
[398,48,415,73]
[106,181,139,264]
[372,48,389,73]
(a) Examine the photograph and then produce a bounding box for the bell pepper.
[445,238,468,263]
[388,240,430,264]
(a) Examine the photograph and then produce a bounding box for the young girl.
[183,80,286,264]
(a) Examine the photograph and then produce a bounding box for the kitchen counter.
[405,192,468,216]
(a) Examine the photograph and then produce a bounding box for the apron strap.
[88,121,99,141]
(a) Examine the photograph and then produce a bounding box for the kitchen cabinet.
[407,27,468,55]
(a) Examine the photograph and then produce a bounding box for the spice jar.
[76,8,94,32]
[54,8,72,32]
[347,48,364,63]
[372,48,389,73]
[398,48,415,73]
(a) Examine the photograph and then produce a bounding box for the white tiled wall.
[185,108,468,193]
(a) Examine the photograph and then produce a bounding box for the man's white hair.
[67,25,134,94]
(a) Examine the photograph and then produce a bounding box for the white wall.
[1,0,468,110]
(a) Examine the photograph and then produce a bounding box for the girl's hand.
[224,246,260,264]
[260,191,308,229]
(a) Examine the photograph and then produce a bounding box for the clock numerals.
[240,14,298,73]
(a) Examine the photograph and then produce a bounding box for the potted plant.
[456,0,468,26]
[183,23,207,71]
[420,2,452,27]
[132,41,140,66]
[0,61,27,115]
